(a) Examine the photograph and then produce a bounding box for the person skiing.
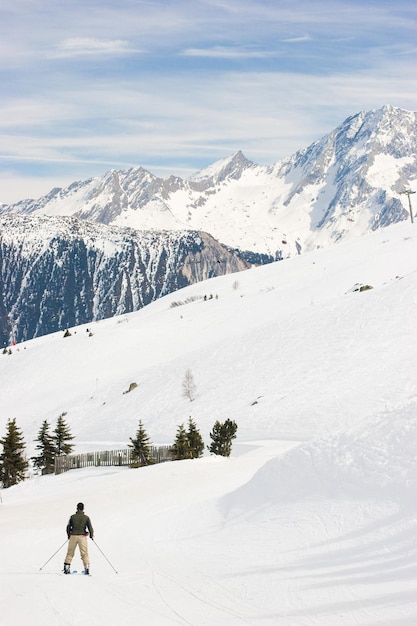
[63,502,94,575]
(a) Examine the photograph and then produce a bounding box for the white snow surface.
[0,221,416,625]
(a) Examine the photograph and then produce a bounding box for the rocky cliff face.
[0,215,259,345]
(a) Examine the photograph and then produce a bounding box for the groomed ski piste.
[0,220,416,625]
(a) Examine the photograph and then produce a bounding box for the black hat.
[77,502,84,510]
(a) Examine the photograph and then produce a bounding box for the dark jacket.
[67,510,94,538]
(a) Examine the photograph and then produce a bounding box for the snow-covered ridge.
[226,398,417,513]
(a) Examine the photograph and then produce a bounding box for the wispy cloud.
[52,37,141,59]
[182,46,281,59]
[281,36,312,44]
[1,61,415,166]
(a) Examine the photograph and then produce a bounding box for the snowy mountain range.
[2,105,416,257]
[1,104,415,345]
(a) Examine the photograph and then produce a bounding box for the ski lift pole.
[400,189,416,224]
[92,539,118,574]
[39,539,69,571]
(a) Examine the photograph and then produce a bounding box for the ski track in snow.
[1,439,415,625]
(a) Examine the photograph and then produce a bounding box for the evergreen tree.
[31,420,56,474]
[171,418,204,461]
[0,418,29,488]
[170,423,190,460]
[53,412,74,456]
[186,417,204,459]
[208,419,238,457]
[129,420,153,466]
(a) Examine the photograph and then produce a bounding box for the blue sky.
[1,0,416,203]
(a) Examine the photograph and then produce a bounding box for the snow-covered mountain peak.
[1,106,415,256]
[189,150,253,184]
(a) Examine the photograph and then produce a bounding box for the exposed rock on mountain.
[0,215,258,345]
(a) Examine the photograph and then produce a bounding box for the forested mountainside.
[0,215,262,345]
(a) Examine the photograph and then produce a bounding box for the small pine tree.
[53,413,74,456]
[186,417,204,459]
[0,418,29,488]
[129,420,153,466]
[171,423,190,460]
[208,421,223,456]
[208,419,238,457]
[31,420,56,474]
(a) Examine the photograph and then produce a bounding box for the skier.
[63,502,94,575]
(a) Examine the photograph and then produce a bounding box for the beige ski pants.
[65,535,89,567]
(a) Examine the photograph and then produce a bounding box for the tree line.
[0,414,237,489]
[129,417,237,465]
[0,413,74,488]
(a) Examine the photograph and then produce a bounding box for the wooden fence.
[54,446,172,475]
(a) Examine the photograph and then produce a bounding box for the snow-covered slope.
[2,106,416,256]
[0,219,416,449]
[0,220,416,624]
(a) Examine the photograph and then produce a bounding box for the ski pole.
[39,539,69,571]
[92,539,118,574]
